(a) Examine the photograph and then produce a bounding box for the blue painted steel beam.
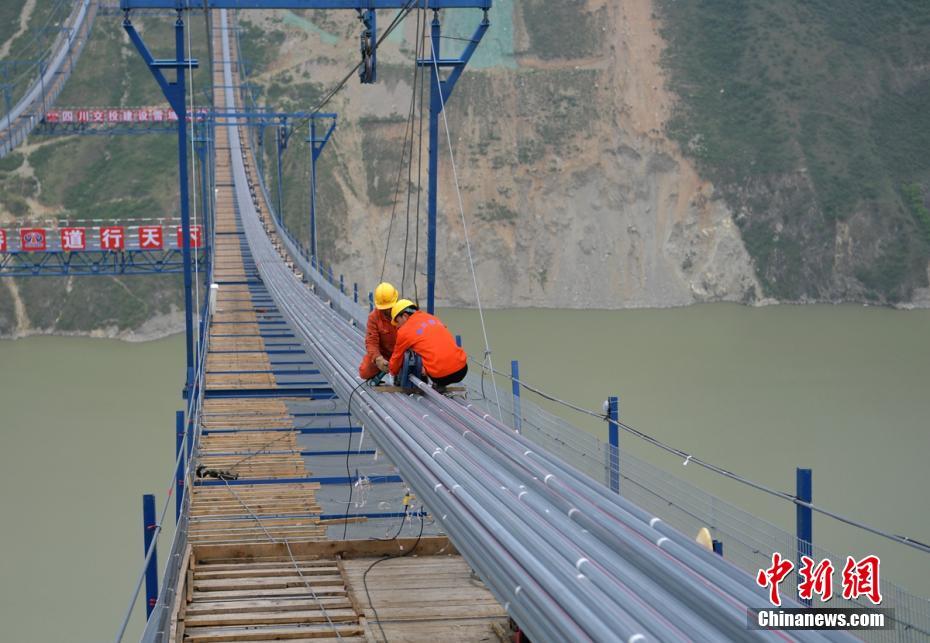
[175,411,184,521]
[142,494,158,618]
[292,411,350,417]
[203,387,335,398]
[420,12,489,313]
[202,426,359,435]
[213,109,336,120]
[210,320,287,325]
[608,396,620,494]
[122,1,490,8]
[510,360,522,434]
[239,342,304,348]
[188,509,424,520]
[194,131,213,285]
[205,368,320,375]
[195,474,404,486]
[0,249,208,277]
[320,510,427,520]
[124,15,198,395]
[796,467,813,606]
[208,333,298,338]
[208,349,306,354]
[203,449,376,457]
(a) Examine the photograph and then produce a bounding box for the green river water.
[0,304,928,641]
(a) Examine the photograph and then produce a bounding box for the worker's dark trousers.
[431,364,468,387]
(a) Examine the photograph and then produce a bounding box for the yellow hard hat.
[373,282,399,310]
[390,298,417,323]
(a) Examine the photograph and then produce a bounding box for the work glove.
[374,355,389,372]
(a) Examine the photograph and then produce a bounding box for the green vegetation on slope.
[658,0,930,302]
[0,14,211,336]
[14,274,182,332]
[1,0,75,111]
[30,135,178,221]
[0,283,16,335]
[0,1,29,54]
[519,0,604,60]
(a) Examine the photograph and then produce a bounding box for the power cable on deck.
[220,477,346,642]
[362,510,425,643]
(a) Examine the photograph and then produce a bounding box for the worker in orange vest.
[358,282,399,380]
[388,299,468,388]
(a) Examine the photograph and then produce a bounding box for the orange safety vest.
[388,310,467,378]
[364,308,397,366]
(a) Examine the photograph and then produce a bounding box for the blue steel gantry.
[121,0,492,325]
[0,248,208,277]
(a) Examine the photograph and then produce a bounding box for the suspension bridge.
[1,2,928,642]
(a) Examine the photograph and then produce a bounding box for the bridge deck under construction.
[161,31,509,640]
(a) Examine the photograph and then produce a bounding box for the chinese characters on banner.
[0,225,206,251]
[177,225,204,248]
[757,553,883,606]
[60,227,86,251]
[44,108,207,125]
[100,226,125,250]
[138,226,164,249]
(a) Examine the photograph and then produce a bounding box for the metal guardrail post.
[353,282,358,304]
[607,396,619,494]
[142,494,159,618]
[339,273,344,294]
[511,360,522,434]
[175,411,184,521]
[796,467,813,605]
[187,415,194,470]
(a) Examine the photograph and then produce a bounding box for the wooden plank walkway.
[167,540,509,642]
[190,30,325,549]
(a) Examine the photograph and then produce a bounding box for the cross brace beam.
[122,1,490,8]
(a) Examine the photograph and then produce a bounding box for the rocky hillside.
[244,0,761,308]
[2,0,929,337]
[656,0,930,304]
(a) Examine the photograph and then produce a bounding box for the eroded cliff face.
[249,0,762,309]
